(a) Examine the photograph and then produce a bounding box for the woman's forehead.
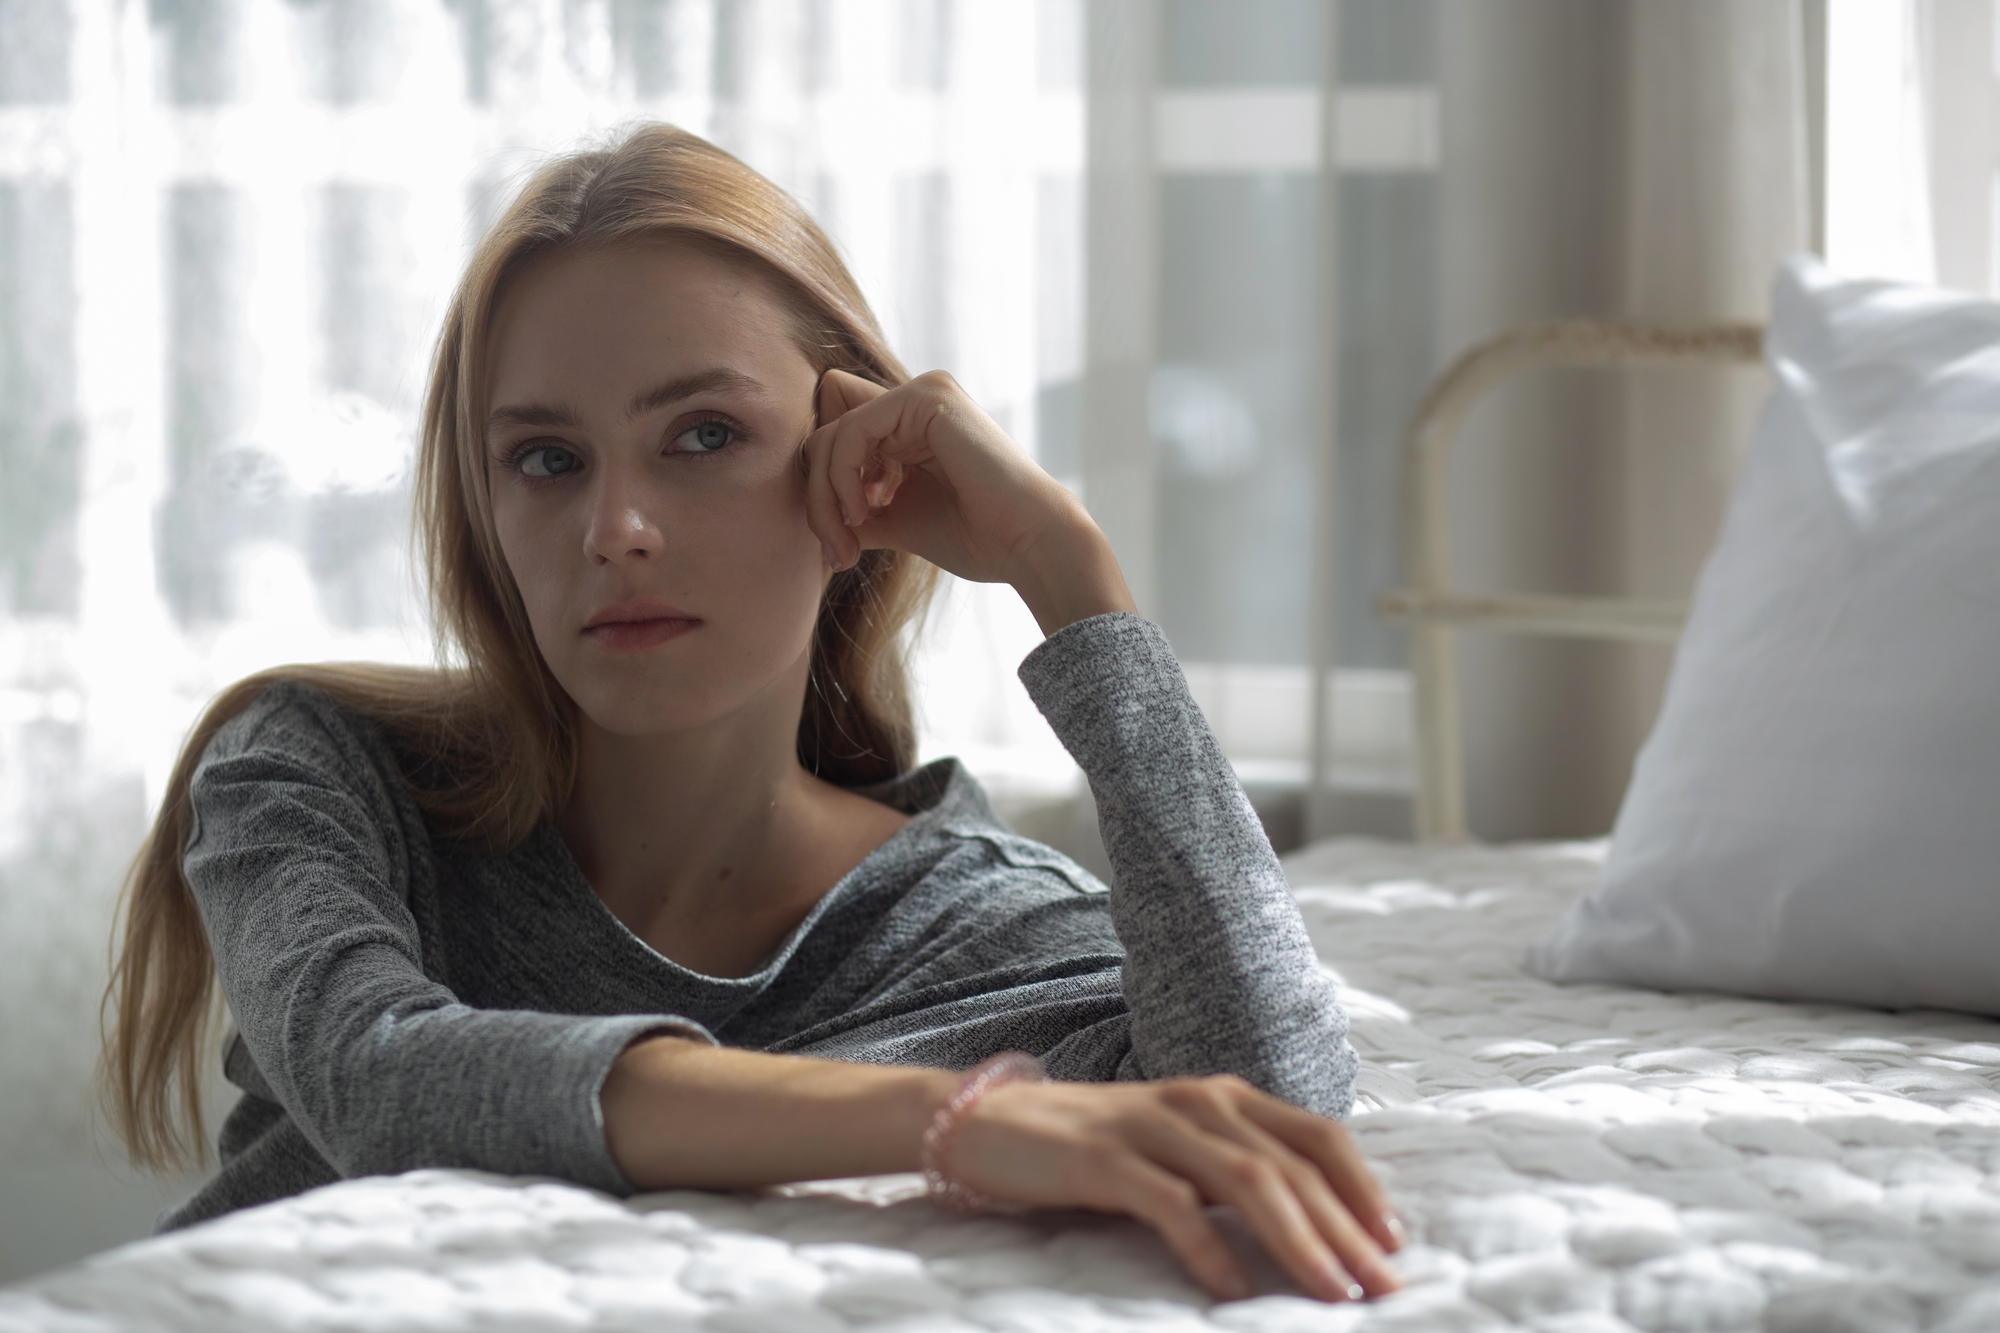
[497,237,788,329]
[486,239,813,407]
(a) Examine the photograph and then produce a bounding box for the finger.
[813,372,899,541]
[841,464,965,570]
[862,456,909,514]
[799,420,857,571]
[823,412,881,530]
[1172,1091,1398,1298]
[1161,1084,1397,1294]
[1241,1099,1405,1255]
[1104,1156,1255,1304]
[823,387,941,529]
[815,367,889,426]
[1139,1115,1364,1303]
[1214,1112,1399,1298]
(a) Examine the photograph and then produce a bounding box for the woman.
[104,124,1401,1305]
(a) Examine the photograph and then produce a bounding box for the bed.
[7,834,2000,1332]
[13,309,1999,1332]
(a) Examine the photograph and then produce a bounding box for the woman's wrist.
[1008,502,1138,638]
[921,1051,1045,1208]
[603,1036,963,1190]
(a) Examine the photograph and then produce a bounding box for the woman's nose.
[582,474,665,565]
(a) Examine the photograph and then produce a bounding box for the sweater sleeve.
[182,684,712,1193]
[1017,614,1356,1118]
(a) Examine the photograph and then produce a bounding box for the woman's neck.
[557,677,908,978]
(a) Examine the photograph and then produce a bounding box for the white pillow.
[1529,256,2000,1014]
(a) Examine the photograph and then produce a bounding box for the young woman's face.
[483,238,828,739]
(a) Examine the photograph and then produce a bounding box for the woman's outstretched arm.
[184,683,715,1195]
[603,1038,1398,1303]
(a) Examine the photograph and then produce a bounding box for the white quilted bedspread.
[11,838,2000,1333]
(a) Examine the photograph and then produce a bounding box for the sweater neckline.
[532,758,989,991]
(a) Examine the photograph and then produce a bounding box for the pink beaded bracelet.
[920,1051,1045,1210]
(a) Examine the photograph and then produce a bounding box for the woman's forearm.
[1005,503,1138,639]
[600,1036,962,1190]
[1016,615,1356,1116]
[606,1039,1400,1304]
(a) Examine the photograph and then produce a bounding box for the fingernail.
[1384,1214,1408,1249]
[1324,1265,1362,1302]
[837,501,855,527]
[823,542,841,571]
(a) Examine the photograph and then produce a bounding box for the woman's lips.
[582,603,702,652]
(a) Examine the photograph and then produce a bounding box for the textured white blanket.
[9,839,2000,1332]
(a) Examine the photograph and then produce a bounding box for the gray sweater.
[165,613,1355,1230]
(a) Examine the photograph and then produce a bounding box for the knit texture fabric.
[165,613,1355,1229]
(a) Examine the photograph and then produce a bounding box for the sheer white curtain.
[1854,0,2000,299]
[1080,0,1438,851]
[0,0,1082,1277]
[1825,0,1935,284]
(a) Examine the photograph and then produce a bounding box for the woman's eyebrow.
[484,368,767,442]
[486,402,577,440]
[625,367,768,419]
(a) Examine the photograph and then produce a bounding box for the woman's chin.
[562,669,775,744]
[548,624,815,747]
[574,699,731,742]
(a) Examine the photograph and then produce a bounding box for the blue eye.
[675,420,734,454]
[518,445,580,478]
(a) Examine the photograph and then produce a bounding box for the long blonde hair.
[103,124,938,1172]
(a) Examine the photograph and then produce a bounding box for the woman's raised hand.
[802,369,1137,635]
[945,1073,1404,1304]
[802,373,1403,1299]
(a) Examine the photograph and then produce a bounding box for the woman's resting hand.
[803,369,1136,636]
[604,1040,1401,1305]
[947,1073,1402,1304]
